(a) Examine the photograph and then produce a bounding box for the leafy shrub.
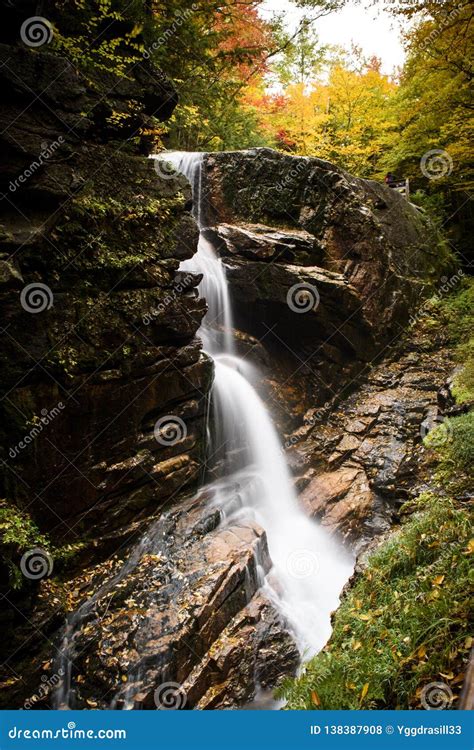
[0,501,50,589]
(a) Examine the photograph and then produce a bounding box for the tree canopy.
[48,0,473,260]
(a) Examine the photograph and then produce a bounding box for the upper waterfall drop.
[153,151,353,656]
[156,151,234,356]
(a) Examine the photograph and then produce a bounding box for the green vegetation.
[434,413,473,476]
[424,279,474,406]
[282,494,472,709]
[282,281,473,710]
[0,500,50,589]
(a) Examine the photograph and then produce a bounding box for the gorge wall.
[203,148,447,412]
[0,34,212,546]
[0,9,452,710]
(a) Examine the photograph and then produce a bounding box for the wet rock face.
[47,492,298,711]
[0,40,211,537]
[289,334,455,552]
[204,148,447,405]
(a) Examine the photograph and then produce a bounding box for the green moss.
[425,412,474,493]
[452,337,474,404]
[281,493,472,709]
[425,278,474,346]
[418,278,474,406]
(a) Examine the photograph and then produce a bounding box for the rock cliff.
[203,148,448,408]
[0,39,211,543]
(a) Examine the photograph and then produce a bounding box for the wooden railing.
[387,178,410,200]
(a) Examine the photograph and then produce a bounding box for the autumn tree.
[377,0,474,263]
[259,45,397,176]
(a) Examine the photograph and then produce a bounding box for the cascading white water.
[155,151,353,656]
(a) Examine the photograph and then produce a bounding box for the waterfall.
[156,152,353,656]
[54,152,353,710]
